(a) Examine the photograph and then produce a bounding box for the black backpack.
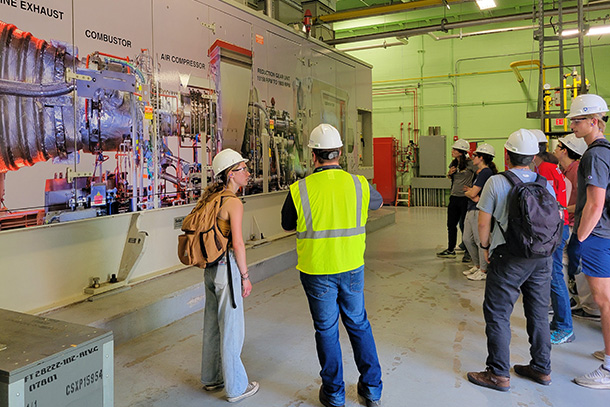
[498,171,563,258]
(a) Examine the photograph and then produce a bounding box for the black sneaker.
[436,249,456,258]
[357,382,381,407]
[462,252,472,263]
[572,308,601,322]
[319,386,344,407]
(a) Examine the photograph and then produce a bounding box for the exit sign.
[555,118,565,126]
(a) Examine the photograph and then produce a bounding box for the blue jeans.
[550,225,573,331]
[201,252,249,398]
[300,267,382,406]
[484,246,552,377]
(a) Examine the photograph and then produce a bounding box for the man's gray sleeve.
[369,183,383,210]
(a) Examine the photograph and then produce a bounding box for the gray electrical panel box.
[418,135,447,177]
[0,309,113,407]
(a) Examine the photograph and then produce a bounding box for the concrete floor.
[114,207,608,407]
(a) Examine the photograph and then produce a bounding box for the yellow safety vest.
[290,169,370,274]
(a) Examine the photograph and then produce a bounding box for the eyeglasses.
[570,117,590,124]
[231,166,249,173]
[472,153,481,158]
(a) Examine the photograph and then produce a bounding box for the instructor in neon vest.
[281,123,384,407]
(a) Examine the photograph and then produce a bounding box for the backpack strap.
[501,170,547,188]
[588,140,610,152]
[219,189,238,309]
[500,170,522,187]
[496,171,524,244]
[226,249,237,309]
[533,173,547,188]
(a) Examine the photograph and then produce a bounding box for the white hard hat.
[308,124,343,149]
[566,94,609,118]
[529,129,548,143]
[212,148,249,176]
[505,129,539,155]
[452,139,470,152]
[475,143,495,157]
[558,133,588,156]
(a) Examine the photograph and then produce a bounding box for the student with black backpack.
[467,129,560,392]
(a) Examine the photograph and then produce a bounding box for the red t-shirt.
[536,161,568,225]
[562,160,579,226]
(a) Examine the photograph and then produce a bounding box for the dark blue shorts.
[580,234,610,278]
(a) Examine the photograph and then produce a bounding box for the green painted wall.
[342,16,610,186]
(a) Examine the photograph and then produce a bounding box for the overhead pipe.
[427,24,537,41]
[326,2,610,45]
[319,0,465,24]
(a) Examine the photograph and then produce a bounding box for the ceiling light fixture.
[561,28,579,37]
[476,0,497,10]
[588,25,610,35]
[561,25,610,37]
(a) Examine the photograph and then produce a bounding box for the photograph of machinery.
[0,0,371,228]
[0,0,373,313]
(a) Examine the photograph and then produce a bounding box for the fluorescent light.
[561,25,610,37]
[561,28,579,37]
[476,0,496,10]
[588,25,610,36]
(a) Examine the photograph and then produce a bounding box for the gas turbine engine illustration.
[0,20,307,223]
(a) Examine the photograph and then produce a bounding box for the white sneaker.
[467,270,487,281]
[463,266,479,276]
[227,381,259,402]
[574,365,610,389]
[593,350,606,361]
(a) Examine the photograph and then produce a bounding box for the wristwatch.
[479,243,490,250]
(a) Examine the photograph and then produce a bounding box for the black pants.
[446,195,468,251]
[483,246,552,377]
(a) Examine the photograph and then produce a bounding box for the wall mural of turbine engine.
[0,13,352,229]
[0,20,212,224]
[0,21,133,173]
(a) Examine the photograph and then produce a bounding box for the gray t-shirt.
[477,168,555,255]
[450,160,476,196]
[574,138,610,238]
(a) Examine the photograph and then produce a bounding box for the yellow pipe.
[544,91,552,133]
[318,0,462,23]
[510,60,541,83]
[563,76,569,132]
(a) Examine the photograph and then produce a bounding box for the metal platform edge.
[42,208,395,345]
